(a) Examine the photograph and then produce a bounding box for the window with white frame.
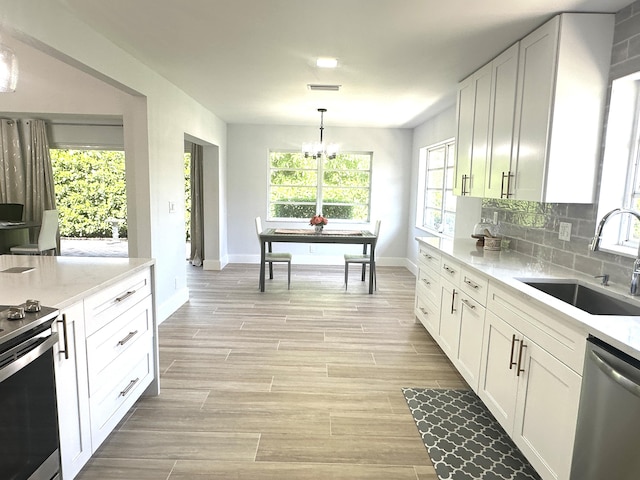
[268,151,372,222]
[596,72,640,256]
[417,139,456,236]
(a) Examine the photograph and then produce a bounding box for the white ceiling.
[59,0,631,128]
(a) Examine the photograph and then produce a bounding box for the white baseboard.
[156,287,189,324]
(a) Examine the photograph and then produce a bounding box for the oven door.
[0,329,60,480]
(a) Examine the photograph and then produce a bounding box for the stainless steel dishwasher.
[570,336,640,479]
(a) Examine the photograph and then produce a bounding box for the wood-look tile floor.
[77,264,468,480]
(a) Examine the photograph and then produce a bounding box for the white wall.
[227,124,413,265]
[407,105,481,273]
[1,1,228,322]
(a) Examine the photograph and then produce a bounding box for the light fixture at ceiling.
[307,84,341,91]
[302,108,338,160]
[316,57,338,68]
[0,43,18,92]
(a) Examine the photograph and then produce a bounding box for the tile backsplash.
[481,199,633,288]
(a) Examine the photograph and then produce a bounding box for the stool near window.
[345,220,381,290]
[255,216,292,289]
[10,209,59,255]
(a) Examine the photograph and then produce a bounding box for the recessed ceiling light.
[316,57,338,68]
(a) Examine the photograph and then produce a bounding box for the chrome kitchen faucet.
[590,208,640,296]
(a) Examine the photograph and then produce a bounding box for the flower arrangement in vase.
[310,214,328,233]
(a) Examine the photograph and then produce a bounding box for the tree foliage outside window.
[50,149,127,238]
[417,139,456,236]
[268,151,372,221]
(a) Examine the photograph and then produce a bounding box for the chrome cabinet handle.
[443,265,456,275]
[117,330,139,347]
[461,174,469,196]
[461,298,475,309]
[422,253,433,260]
[501,171,514,198]
[120,377,140,397]
[516,341,527,376]
[450,289,457,314]
[421,278,431,286]
[57,315,70,360]
[419,307,428,315]
[509,334,518,369]
[463,277,479,289]
[115,290,136,302]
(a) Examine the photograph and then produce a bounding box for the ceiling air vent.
[307,84,341,91]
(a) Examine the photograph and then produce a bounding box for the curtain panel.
[189,142,204,266]
[0,118,56,226]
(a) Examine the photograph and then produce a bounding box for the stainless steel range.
[0,302,61,480]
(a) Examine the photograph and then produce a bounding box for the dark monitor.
[0,203,24,221]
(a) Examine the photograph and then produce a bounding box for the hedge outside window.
[268,151,372,222]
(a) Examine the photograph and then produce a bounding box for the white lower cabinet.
[52,266,156,479]
[414,240,586,480]
[480,285,584,480]
[53,302,92,480]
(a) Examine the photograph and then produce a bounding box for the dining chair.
[0,203,24,222]
[10,209,59,255]
[344,220,381,291]
[255,216,292,289]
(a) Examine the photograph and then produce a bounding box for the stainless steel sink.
[520,279,640,316]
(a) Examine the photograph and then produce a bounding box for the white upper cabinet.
[511,13,614,203]
[455,13,614,202]
[485,43,519,199]
[454,63,492,197]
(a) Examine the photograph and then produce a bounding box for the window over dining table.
[268,151,372,222]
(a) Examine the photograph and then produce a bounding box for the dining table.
[259,227,378,294]
[0,221,40,254]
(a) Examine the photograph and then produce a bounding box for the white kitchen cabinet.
[414,249,487,391]
[513,337,581,480]
[511,13,614,203]
[480,282,585,480]
[84,269,155,450]
[53,302,91,480]
[484,43,519,199]
[438,277,459,358]
[415,243,442,336]
[453,62,492,197]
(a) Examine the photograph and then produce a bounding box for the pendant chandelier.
[302,108,338,159]
[0,43,18,92]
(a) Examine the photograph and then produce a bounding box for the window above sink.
[596,72,640,259]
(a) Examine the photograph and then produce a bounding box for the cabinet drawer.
[87,295,152,394]
[415,295,440,338]
[418,244,441,273]
[89,338,153,449]
[460,267,489,306]
[84,268,152,336]
[486,282,586,373]
[440,257,461,286]
[416,266,441,306]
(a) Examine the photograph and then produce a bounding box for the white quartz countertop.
[416,236,640,361]
[0,255,155,309]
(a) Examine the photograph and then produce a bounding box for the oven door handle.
[0,333,59,383]
[591,349,640,398]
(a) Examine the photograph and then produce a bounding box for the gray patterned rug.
[402,388,540,480]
